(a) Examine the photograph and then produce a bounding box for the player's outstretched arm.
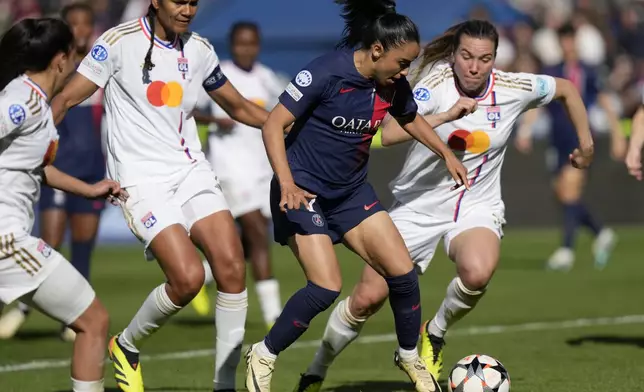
[626,105,644,180]
[382,97,477,147]
[597,92,627,160]
[42,165,127,203]
[398,113,470,189]
[50,73,100,125]
[262,103,315,211]
[208,80,269,129]
[553,77,594,168]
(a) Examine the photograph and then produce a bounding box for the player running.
[0,18,126,392]
[515,23,622,271]
[244,1,469,391]
[51,1,270,391]
[293,19,595,390]
[191,21,283,329]
[625,85,644,180]
[0,2,104,343]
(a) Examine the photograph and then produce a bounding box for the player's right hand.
[446,97,477,122]
[279,181,316,212]
[569,146,594,169]
[625,147,642,181]
[445,155,470,191]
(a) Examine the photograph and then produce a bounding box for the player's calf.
[69,298,109,390]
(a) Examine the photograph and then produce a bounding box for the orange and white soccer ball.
[448,354,510,392]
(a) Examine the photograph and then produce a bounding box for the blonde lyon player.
[0,18,128,392]
[294,20,594,390]
[51,1,270,391]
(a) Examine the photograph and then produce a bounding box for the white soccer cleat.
[546,247,574,271]
[245,343,275,392]
[0,307,27,339]
[592,228,617,270]
[394,350,442,392]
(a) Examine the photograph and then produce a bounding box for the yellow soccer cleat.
[419,320,446,381]
[245,343,275,392]
[108,335,144,392]
[293,373,324,392]
[190,285,210,316]
[394,350,442,392]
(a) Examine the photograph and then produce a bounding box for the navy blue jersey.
[542,62,599,151]
[54,90,104,181]
[279,49,417,199]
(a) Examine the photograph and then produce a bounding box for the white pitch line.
[1,314,643,374]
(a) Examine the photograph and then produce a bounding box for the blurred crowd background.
[1,0,643,238]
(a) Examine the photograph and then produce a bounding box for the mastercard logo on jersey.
[147,81,183,107]
[448,129,490,154]
[42,139,59,166]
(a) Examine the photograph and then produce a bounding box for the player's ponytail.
[0,18,73,92]
[335,0,419,50]
[413,19,499,85]
[143,5,156,78]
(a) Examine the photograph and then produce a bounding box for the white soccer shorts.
[120,161,229,260]
[218,174,272,219]
[389,201,506,274]
[0,232,95,324]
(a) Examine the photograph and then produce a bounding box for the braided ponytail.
[143,5,156,80]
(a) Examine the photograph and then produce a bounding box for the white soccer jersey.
[77,18,227,187]
[390,64,557,219]
[0,76,59,234]
[207,60,284,181]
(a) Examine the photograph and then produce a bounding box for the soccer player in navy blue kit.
[515,23,624,271]
[244,1,467,391]
[0,3,104,342]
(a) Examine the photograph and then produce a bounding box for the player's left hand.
[569,146,594,169]
[87,179,129,205]
[446,155,470,191]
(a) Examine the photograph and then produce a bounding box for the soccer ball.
[448,354,510,392]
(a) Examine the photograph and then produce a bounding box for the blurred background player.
[0,2,104,343]
[0,17,127,392]
[51,1,270,390]
[191,21,283,330]
[514,22,623,271]
[294,19,595,390]
[625,86,644,180]
[244,1,470,390]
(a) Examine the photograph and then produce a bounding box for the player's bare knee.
[72,299,109,336]
[459,266,492,291]
[350,283,388,318]
[170,265,206,304]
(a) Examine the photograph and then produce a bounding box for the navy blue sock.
[385,269,421,351]
[562,203,580,249]
[264,281,339,355]
[577,203,602,236]
[71,240,95,280]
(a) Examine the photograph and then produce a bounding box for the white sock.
[428,277,486,338]
[256,339,277,360]
[119,284,182,353]
[72,378,104,392]
[255,279,282,326]
[203,260,215,286]
[306,297,366,378]
[397,346,419,362]
[213,290,248,390]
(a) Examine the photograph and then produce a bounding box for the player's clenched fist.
[446,97,478,122]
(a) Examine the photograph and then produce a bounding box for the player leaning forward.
[0,18,129,392]
[295,19,595,390]
[51,1,270,391]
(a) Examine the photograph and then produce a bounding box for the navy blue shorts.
[547,141,576,174]
[39,185,105,215]
[271,179,385,245]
